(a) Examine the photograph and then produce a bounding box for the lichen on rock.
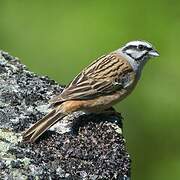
[0,51,131,179]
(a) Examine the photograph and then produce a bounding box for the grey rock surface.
[0,51,131,180]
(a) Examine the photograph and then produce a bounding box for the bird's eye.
[138,45,145,51]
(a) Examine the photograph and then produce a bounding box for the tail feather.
[23,109,66,143]
[23,109,56,138]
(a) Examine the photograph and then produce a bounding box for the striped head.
[120,40,159,72]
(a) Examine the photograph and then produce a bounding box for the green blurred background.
[1,0,180,179]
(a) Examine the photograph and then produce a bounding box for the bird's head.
[121,40,159,64]
[122,40,159,61]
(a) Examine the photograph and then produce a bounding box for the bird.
[23,40,159,143]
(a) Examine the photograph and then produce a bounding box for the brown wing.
[50,52,135,105]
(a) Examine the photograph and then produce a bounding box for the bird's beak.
[148,49,160,57]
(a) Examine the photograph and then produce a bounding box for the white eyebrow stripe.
[125,41,152,48]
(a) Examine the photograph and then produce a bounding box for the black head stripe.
[145,47,153,51]
[123,44,152,52]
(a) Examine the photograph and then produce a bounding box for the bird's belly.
[80,89,134,112]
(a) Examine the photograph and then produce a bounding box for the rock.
[0,50,131,179]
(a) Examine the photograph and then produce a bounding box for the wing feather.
[50,53,135,105]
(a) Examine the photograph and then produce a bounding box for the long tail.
[23,109,66,143]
